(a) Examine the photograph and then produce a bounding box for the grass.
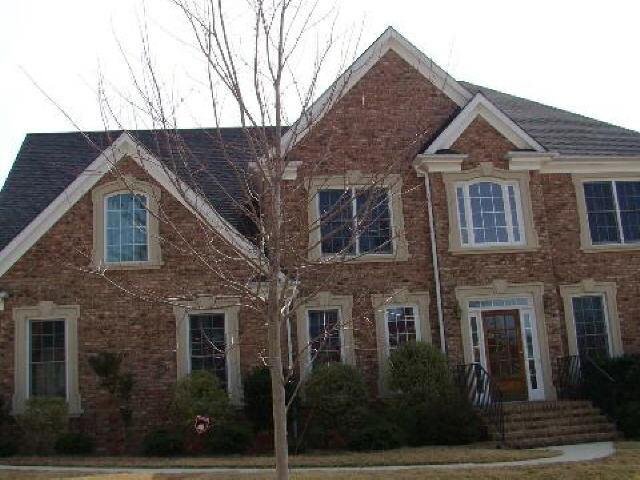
[0,443,554,469]
[1,442,638,479]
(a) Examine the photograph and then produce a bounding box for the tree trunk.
[268,303,289,480]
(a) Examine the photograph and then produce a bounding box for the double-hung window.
[583,180,640,245]
[29,319,66,398]
[105,193,149,263]
[317,188,392,255]
[189,313,227,388]
[385,306,420,353]
[455,180,525,247]
[571,295,610,359]
[307,309,342,367]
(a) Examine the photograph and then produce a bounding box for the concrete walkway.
[0,442,615,476]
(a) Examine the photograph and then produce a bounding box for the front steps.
[489,400,618,448]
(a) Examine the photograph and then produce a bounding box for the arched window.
[455,180,525,247]
[104,192,149,262]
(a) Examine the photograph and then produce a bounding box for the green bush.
[16,397,69,454]
[302,363,370,449]
[346,414,405,451]
[206,415,254,454]
[584,355,640,438]
[243,367,273,431]
[143,429,184,456]
[0,438,17,457]
[170,371,231,428]
[54,432,95,455]
[386,342,481,445]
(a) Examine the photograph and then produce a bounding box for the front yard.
[1,442,639,479]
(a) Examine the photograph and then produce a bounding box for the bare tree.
[28,1,438,478]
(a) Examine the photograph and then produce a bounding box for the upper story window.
[583,180,640,245]
[455,180,525,247]
[105,193,149,263]
[318,188,392,255]
[91,178,163,269]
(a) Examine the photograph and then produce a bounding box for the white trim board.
[0,132,260,278]
[425,93,546,154]
[281,26,472,155]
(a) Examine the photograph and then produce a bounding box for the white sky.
[2,0,640,188]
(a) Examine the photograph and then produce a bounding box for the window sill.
[98,260,164,270]
[316,252,411,263]
[581,243,640,253]
[449,244,539,255]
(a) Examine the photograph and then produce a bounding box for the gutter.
[423,171,447,354]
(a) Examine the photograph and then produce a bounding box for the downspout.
[423,170,447,354]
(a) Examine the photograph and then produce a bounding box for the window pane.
[189,314,227,388]
[386,307,417,352]
[356,188,392,254]
[30,320,66,397]
[572,295,609,359]
[616,181,640,242]
[584,182,620,244]
[468,182,510,244]
[318,190,354,255]
[105,193,149,262]
[456,187,469,244]
[308,309,341,367]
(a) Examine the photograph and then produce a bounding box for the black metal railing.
[555,354,616,400]
[454,363,504,443]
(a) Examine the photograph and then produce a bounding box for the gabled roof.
[425,93,545,154]
[281,26,473,153]
[0,129,267,264]
[460,82,640,156]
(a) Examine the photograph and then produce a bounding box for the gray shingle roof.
[460,82,640,156]
[0,128,271,251]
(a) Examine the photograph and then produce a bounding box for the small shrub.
[243,367,273,431]
[386,342,481,445]
[143,429,185,456]
[206,416,253,454]
[54,432,95,455]
[171,371,231,429]
[0,438,17,457]
[347,416,405,451]
[302,363,370,449]
[16,397,68,454]
[616,401,640,439]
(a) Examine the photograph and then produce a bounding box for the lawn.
[0,443,554,469]
[0,442,638,479]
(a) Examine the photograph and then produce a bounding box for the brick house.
[1,27,639,449]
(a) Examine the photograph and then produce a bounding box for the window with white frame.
[29,319,66,397]
[571,295,610,359]
[189,313,227,388]
[455,180,525,247]
[307,309,342,367]
[105,192,149,262]
[385,306,420,352]
[583,180,640,245]
[318,188,392,255]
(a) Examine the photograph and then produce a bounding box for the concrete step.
[503,413,611,432]
[507,431,617,449]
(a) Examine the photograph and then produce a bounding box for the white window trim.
[307,171,409,262]
[296,292,355,378]
[174,296,242,405]
[12,302,82,415]
[315,186,396,257]
[572,173,640,252]
[381,304,422,359]
[559,280,623,357]
[455,178,526,248]
[443,164,539,254]
[91,176,163,270]
[103,191,151,265]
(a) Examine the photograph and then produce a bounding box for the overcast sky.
[2,0,640,188]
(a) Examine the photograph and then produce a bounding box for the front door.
[482,309,527,400]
